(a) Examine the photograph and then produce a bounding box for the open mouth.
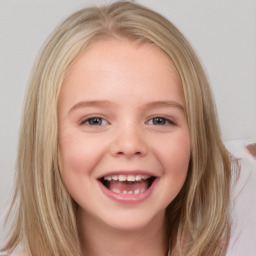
[99,174,156,195]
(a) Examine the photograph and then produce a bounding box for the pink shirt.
[227,158,256,255]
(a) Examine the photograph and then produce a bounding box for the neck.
[77,210,169,256]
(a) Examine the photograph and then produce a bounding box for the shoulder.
[2,247,27,256]
[2,252,25,256]
[227,158,256,256]
[7,252,25,256]
[231,158,256,207]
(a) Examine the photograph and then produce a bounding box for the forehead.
[59,38,184,110]
[64,38,181,84]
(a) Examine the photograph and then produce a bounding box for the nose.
[109,123,148,158]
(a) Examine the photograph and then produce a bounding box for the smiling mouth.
[99,174,156,195]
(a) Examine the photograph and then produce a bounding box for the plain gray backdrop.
[0,0,256,244]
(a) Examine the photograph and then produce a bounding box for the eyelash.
[80,116,175,126]
[146,116,175,126]
[80,116,109,126]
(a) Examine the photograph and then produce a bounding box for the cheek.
[58,131,110,194]
[60,140,86,172]
[59,130,99,170]
[169,135,190,176]
[155,131,190,196]
[156,130,191,168]
[58,136,97,204]
[58,133,96,187]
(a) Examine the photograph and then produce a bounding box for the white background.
[0,0,255,244]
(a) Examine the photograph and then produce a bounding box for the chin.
[98,208,166,232]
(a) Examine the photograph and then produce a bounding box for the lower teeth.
[111,188,146,194]
[100,177,156,195]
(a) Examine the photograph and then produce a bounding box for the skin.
[58,38,191,256]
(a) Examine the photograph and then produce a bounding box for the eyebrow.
[69,100,115,113]
[143,101,185,112]
[69,100,185,113]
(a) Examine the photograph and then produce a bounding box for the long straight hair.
[2,2,235,255]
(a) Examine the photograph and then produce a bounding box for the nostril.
[110,134,148,158]
[115,150,144,157]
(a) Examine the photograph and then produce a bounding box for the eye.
[146,116,175,126]
[81,117,109,126]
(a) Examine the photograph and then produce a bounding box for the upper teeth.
[103,174,150,182]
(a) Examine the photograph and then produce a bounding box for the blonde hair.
[2,2,235,255]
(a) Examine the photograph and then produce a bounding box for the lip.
[97,171,159,204]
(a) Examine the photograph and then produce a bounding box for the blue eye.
[82,117,108,126]
[146,117,174,126]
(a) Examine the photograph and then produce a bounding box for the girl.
[2,1,255,256]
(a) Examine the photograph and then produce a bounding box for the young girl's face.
[58,39,191,231]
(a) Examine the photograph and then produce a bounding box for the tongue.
[108,180,148,192]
